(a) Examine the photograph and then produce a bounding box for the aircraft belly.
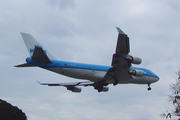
[45,67,106,81]
[62,68,106,81]
[91,71,106,81]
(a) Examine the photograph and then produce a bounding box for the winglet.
[37,81,42,85]
[116,27,126,35]
[37,81,49,85]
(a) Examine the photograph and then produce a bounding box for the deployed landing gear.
[98,89,102,92]
[93,80,109,92]
[147,84,151,91]
[113,79,119,86]
[96,86,109,92]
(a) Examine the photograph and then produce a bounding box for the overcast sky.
[1,0,180,120]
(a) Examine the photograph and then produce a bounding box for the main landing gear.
[113,79,119,86]
[94,80,108,92]
[147,84,151,91]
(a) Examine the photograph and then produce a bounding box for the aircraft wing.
[104,27,132,84]
[111,27,130,67]
[37,81,94,93]
[37,81,94,86]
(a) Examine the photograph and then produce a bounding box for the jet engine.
[66,86,81,93]
[129,70,144,77]
[126,56,142,65]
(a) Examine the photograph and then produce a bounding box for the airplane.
[15,27,159,93]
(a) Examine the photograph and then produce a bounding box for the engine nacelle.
[66,86,81,93]
[126,56,142,65]
[129,70,144,77]
[101,86,109,92]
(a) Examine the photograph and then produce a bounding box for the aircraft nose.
[154,76,159,82]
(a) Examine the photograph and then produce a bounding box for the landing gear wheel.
[147,84,151,91]
[113,79,119,86]
[147,87,151,91]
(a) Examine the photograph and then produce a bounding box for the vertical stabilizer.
[20,33,56,60]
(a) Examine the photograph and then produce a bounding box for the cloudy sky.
[1,0,180,119]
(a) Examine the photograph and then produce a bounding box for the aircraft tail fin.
[20,33,56,60]
[31,46,52,64]
[15,46,52,67]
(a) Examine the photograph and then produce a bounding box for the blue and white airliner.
[15,27,159,93]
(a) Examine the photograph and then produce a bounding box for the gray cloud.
[47,0,76,9]
[0,0,180,119]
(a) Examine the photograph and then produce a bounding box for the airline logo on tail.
[30,44,47,54]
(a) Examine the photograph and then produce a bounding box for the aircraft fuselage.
[26,57,159,85]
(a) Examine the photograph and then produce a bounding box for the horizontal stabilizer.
[32,47,52,64]
[15,63,36,67]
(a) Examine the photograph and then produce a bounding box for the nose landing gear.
[147,84,151,91]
